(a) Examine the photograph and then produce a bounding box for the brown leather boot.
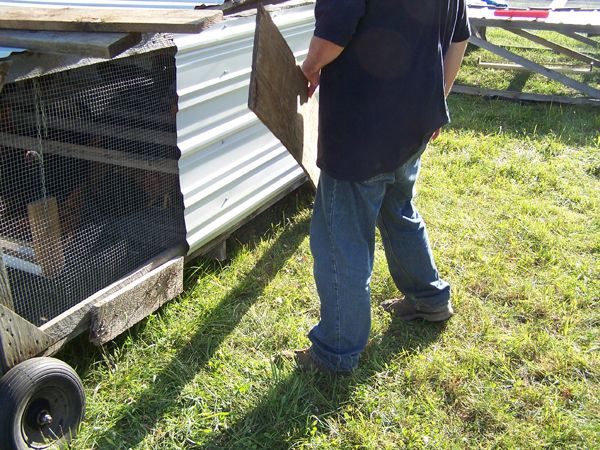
[279,349,351,375]
[381,297,454,322]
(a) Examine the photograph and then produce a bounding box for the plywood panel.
[248,4,319,188]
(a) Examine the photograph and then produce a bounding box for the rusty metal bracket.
[0,304,53,375]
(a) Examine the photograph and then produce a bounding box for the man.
[290,0,471,374]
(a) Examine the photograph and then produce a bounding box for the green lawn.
[63,33,600,449]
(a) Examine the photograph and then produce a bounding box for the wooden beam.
[90,256,183,345]
[504,28,600,67]
[469,17,600,35]
[40,245,185,355]
[559,31,600,49]
[39,114,176,146]
[0,30,142,59]
[0,304,53,375]
[0,132,178,174]
[27,197,65,279]
[478,61,592,74]
[216,0,292,15]
[0,60,10,94]
[248,5,319,188]
[469,35,600,99]
[0,251,14,311]
[452,84,600,106]
[0,7,222,34]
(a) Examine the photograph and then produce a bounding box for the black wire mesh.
[0,46,186,327]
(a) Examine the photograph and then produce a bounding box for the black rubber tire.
[0,357,85,450]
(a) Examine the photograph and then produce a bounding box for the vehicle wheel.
[0,357,85,450]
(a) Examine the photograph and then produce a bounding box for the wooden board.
[90,256,183,345]
[27,197,65,279]
[40,244,185,354]
[452,84,600,106]
[0,60,10,94]
[0,132,178,174]
[468,8,600,34]
[478,61,593,73]
[0,7,223,34]
[0,304,53,374]
[0,30,141,59]
[559,31,600,49]
[248,4,319,189]
[0,251,14,310]
[504,28,600,66]
[470,35,600,99]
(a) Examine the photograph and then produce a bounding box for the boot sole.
[397,309,453,322]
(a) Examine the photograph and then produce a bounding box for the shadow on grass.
[83,211,311,449]
[200,319,447,449]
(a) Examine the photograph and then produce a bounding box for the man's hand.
[301,62,320,98]
[301,35,344,97]
[430,128,441,141]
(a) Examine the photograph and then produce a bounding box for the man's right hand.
[300,35,345,98]
[301,62,320,98]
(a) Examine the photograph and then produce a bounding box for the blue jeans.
[308,149,450,372]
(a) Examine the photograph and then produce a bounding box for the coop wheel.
[0,357,85,450]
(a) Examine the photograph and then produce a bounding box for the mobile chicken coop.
[0,1,315,448]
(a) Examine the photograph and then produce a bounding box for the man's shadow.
[200,317,446,449]
[86,206,312,449]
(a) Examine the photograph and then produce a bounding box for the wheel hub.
[36,410,53,427]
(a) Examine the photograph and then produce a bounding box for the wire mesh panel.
[0,45,186,326]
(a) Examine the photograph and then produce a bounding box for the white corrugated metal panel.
[0,0,221,8]
[174,4,314,253]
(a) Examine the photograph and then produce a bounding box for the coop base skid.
[0,245,186,376]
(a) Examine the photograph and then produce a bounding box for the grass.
[59,31,600,449]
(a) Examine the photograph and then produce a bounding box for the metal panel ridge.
[174,3,315,253]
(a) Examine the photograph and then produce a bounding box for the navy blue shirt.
[314,0,471,181]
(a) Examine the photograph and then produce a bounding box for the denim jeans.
[308,148,450,372]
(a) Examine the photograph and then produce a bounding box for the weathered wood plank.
[478,61,592,73]
[27,197,65,279]
[0,60,10,94]
[0,304,53,374]
[0,7,223,34]
[0,251,14,310]
[452,84,600,106]
[559,31,600,49]
[0,30,142,59]
[40,245,185,354]
[90,256,183,345]
[469,35,600,99]
[0,132,178,174]
[470,17,600,35]
[38,114,176,146]
[248,4,319,188]
[504,28,600,67]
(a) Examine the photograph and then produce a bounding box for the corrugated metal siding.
[0,0,220,8]
[174,5,315,253]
